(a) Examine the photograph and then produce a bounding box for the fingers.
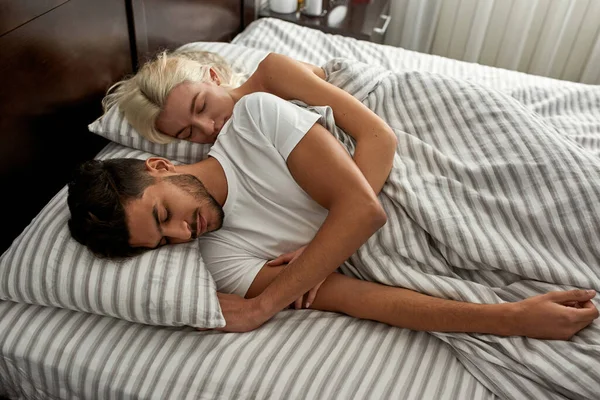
[267,246,308,267]
[267,254,291,266]
[573,301,600,322]
[548,289,596,304]
[305,280,325,309]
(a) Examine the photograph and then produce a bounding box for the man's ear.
[209,68,221,85]
[145,157,176,174]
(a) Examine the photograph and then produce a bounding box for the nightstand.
[257,0,391,43]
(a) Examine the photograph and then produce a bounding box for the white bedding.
[1,18,599,400]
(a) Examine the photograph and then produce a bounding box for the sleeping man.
[67,90,598,340]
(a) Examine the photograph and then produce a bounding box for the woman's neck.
[226,72,265,104]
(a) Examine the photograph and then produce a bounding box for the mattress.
[1,17,598,400]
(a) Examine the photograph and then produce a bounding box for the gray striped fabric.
[0,300,495,400]
[314,59,600,400]
[2,18,599,399]
[0,143,225,329]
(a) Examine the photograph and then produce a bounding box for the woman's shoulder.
[235,92,284,111]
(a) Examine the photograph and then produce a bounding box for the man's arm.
[247,265,599,340]
[250,120,387,322]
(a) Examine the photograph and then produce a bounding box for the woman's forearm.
[352,139,396,195]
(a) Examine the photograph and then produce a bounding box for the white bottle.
[303,0,323,16]
[269,0,297,14]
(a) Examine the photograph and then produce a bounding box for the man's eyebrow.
[152,205,164,249]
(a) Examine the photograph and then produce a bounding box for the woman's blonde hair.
[101,50,247,144]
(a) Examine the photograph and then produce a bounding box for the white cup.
[269,0,297,14]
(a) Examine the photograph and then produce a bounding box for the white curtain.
[384,0,600,84]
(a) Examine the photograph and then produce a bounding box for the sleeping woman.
[102,50,396,196]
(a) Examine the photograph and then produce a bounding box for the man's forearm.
[258,203,386,317]
[307,273,517,336]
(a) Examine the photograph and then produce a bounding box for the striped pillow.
[0,143,225,329]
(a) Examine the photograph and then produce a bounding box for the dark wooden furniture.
[130,0,243,66]
[0,0,132,253]
[0,0,244,254]
[256,0,391,43]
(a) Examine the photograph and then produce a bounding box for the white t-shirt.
[198,92,328,297]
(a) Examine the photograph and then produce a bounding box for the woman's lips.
[215,116,230,135]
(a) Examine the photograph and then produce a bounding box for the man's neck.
[175,158,228,207]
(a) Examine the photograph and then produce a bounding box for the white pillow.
[0,143,225,329]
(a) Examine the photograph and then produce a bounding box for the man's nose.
[162,220,192,242]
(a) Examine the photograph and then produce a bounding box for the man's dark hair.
[67,158,155,259]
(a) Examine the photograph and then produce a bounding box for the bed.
[1,10,599,400]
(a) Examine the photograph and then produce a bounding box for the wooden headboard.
[0,0,243,253]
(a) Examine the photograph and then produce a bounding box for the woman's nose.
[193,116,215,135]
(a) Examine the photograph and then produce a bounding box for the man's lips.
[196,212,207,237]
[201,215,207,234]
[196,213,202,237]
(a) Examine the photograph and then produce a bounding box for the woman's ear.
[209,68,221,85]
[145,157,176,173]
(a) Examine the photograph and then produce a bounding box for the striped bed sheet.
[1,17,599,400]
[0,299,493,400]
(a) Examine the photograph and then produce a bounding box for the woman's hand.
[267,245,325,309]
[512,289,598,340]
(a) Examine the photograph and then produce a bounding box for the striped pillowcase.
[88,105,213,165]
[0,143,225,329]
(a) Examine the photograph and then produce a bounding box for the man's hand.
[512,289,598,340]
[267,245,326,309]
[208,293,272,333]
